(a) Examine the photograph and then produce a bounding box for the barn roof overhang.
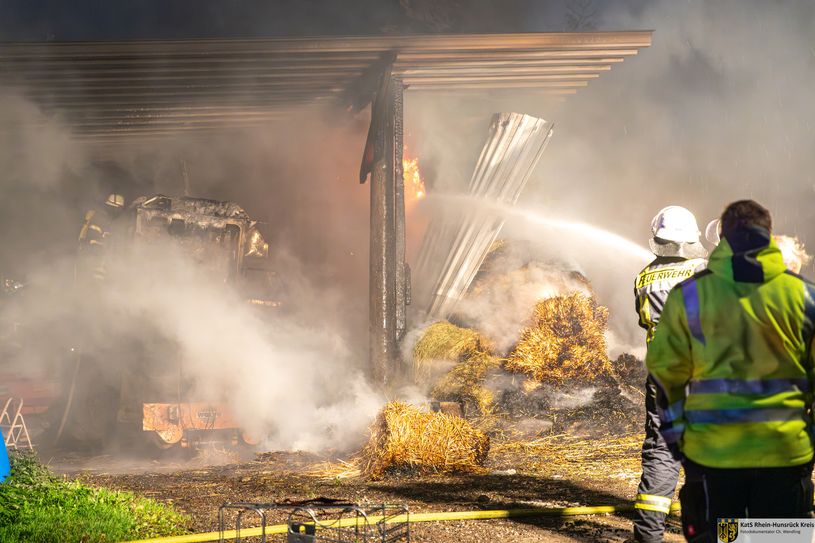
[0,31,652,144]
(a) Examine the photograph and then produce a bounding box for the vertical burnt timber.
[393,77,408,345]
[369,75,407,385]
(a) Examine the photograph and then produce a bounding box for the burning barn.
[0,31,652,451]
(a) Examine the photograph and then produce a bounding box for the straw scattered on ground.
[490,433,644,481]
[311,432,646,484]
[360,401,490,479]
[506,294,611,385]
[307,458,362,480]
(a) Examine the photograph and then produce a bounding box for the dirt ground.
[55,433,686,543]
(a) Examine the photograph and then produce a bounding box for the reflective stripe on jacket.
[646,227,815,468]
[78,210,110,246]
[77,209,113,282]
[635,256,707,343]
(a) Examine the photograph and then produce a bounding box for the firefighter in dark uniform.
[77,192,143,427]
[67,192,129,446]
[76,192,125,283]
[633,206,707,542]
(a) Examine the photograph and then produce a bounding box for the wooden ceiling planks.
[0,31,652,141]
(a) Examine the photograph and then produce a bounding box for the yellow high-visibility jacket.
[635,256,707,343]
[646,227,815,468]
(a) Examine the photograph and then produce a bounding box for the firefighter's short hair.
[721,199,772,233]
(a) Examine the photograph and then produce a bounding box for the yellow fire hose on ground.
[127,502,681,543]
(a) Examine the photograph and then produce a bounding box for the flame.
[403,146,426,202]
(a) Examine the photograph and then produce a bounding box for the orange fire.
[403,146,426,202]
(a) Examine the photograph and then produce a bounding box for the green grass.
[0,450,189,542]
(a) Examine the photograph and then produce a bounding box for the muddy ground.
[49,367,680,542]
[54,433,685,543]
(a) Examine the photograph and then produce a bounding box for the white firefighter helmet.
[650,206,701,243]
[105,193,125,209]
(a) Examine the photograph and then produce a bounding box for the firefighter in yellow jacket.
[647,200,815,541]
[633,206,707,542]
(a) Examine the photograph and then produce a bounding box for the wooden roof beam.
[403,74,599,84]
[33,95,335,108]
[397,49,640,61]
[400,65,611,75]
[1,63,612,85]
[21,86,348,100]
[4,79,360,93]
[0,31,652,57]
[0,57,625,75]
[406,82,586,90]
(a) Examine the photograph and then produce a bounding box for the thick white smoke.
[456,257,592,353]
[100,241,383,451]
[406,0,815,350]
[0,93,384,453]
[5,1,813,451]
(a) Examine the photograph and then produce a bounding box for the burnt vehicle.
[63,194,282,450]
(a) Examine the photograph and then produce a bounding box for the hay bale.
[360,401,490,479]
[505,293,611,385]
[413,321,497,414]
[413,321,491,377]
[431,351,498,415]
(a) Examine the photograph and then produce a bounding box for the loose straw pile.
[506,294,611,385]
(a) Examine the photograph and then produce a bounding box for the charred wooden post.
[368,114,394,384]
[367,74,407,385]
[393,77,409,345]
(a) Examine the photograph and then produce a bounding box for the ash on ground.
[484,353,647,438]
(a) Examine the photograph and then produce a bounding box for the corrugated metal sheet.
[0,32,651,143]
[416,112,554,319]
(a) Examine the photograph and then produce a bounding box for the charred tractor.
[63,194,281,450]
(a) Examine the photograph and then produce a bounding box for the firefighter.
[65,193,127,446]
[708,222,811,274]
[647,200,815,541]
[633,205,707,542]
[76,193,125,282]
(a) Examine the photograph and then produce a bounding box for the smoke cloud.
[455,246,592,353]
[407,0,815,348]
[0,94,383,453]
[4,0,814,452]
